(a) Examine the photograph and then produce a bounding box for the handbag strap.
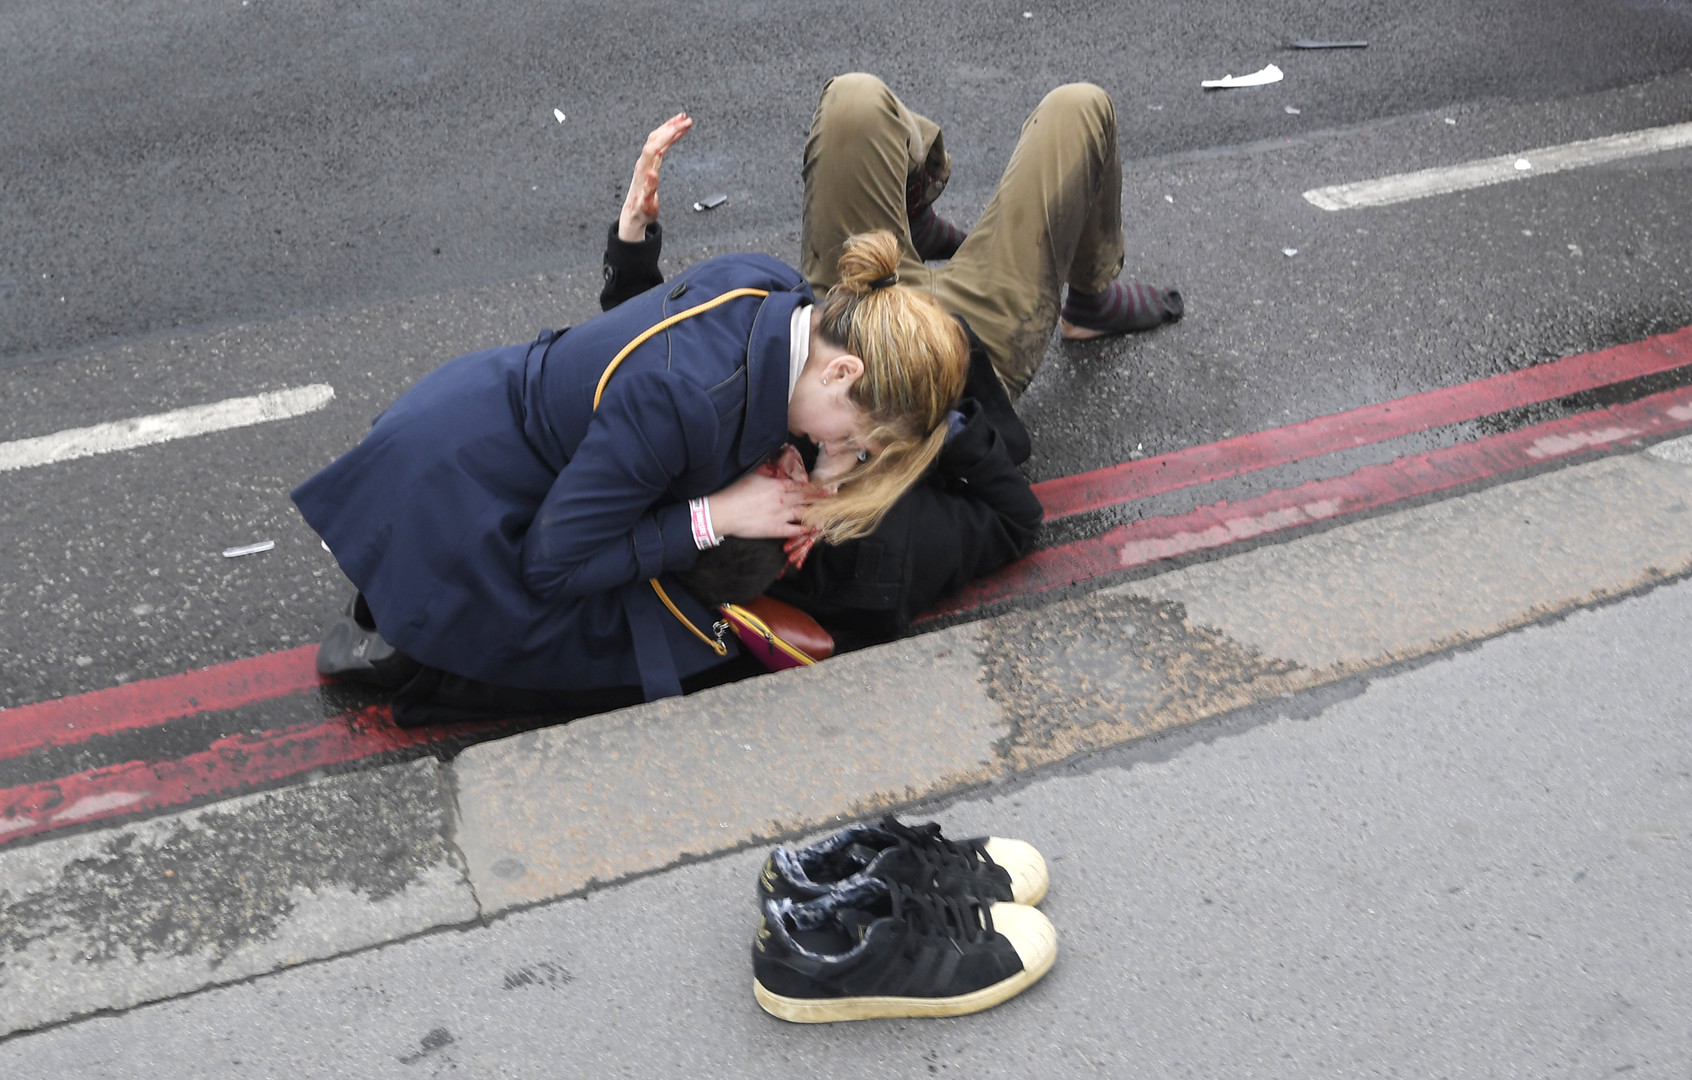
[594,287,771,408]
[593,286,772,657]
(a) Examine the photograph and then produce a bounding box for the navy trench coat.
[291,252,815,699]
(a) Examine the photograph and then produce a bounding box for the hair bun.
[833,231,903,295]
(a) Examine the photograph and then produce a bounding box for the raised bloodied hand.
[618,112,692,243]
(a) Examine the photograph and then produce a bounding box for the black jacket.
[601,223,1041,649]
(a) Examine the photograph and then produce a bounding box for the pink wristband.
[689,498,720,550]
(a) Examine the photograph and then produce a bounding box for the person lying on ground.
[600,75,1183,647]
[599,112,1038,649]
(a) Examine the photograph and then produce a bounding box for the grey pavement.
[3,552,1687,1077]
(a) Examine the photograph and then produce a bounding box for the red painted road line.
[0,645,325,763]
[1032,325,1692,521]
[6,327,1690,772]
[935,382,1692,615]
[0,705,498,845]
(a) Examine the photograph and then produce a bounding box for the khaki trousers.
[801,73,1127,398]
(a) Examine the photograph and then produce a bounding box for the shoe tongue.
[836,907,878,943]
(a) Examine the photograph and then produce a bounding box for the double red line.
[5,326,1692,844]
[945,325,1692,612]
[0,651,500,844]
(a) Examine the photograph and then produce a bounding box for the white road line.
[0,384,335,472]
[1304,121,1692,210]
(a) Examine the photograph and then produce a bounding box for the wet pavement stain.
[398,1027,455,1065]
[979,590,1305,769]
[0,762,451,968]
[501,960,574,990]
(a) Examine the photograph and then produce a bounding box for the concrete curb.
[0,759,475,1036]
[450,447,1692,915]
[4,443,1690,1035]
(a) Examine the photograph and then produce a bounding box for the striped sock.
[906,170,967,261]
[909,203,967,261]
[1061,281,1183,334]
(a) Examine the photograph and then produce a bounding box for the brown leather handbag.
[717,596,835,670]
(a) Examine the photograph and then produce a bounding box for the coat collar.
[739,285,814,468]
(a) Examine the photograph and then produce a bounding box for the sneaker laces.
[887,881,992,950]
[880,816,995,879]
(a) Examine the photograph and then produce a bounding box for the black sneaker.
[759,816,1048,907]
[314,595,419,689]
[752,878,1056,1022]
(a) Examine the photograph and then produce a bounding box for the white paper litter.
[553,109,566,123]
[1283,248,1299,257]
[222,540,275,558]
[1285,105,1301,114]
[1202,64,1283,89]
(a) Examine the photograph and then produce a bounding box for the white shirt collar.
[788,304,813,403]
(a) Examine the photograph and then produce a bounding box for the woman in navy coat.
[293,205,968,717]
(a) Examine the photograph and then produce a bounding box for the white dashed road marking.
[1304,121,1692,210]
[0,384,335,472]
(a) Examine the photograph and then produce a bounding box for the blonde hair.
[803,231,969,542]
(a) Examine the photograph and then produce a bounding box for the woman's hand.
[770,443,809,485]
[706,468,809,539]
[618,112,693,243]
[764,444,825,566]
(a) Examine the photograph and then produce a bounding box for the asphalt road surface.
[4,0,1692,712]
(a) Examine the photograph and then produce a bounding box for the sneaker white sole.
[983,837,1049,906]
[753,904,1057,1023]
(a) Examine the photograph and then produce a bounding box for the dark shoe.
[1059,281,1183,340]
[350,591,379,630]
[759,816,1048,907]
[753,879,1056,1022]
[315,615,420,689]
